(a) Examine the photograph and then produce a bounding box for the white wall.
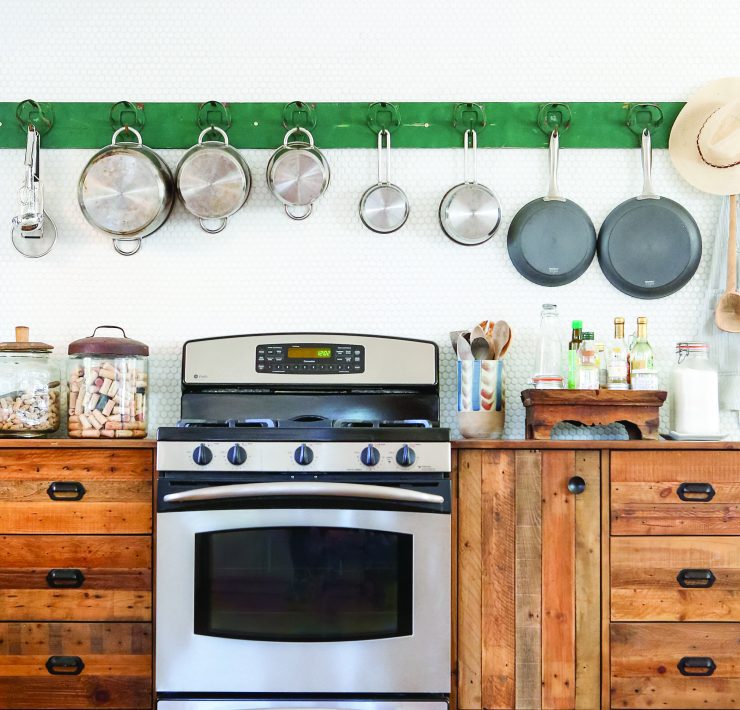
[1,0,739,438]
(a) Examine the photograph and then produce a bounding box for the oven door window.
[194,526,413,642]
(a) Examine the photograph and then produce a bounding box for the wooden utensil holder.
[520,389,667,440]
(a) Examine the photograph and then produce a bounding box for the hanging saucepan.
[176,126,251,234]
[439,129,502,245]
[359,129,409,233]
[598,128,701,298]
[266,127,330,220]
[507,129,596,285]
[78,127,174,255]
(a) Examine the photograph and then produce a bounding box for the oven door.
[156,480,451,695]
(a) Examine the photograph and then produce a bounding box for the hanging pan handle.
[377,129,392,186]
[463,129,478,184]
[113,237,142,256]
[543,129,565,202]
[637,128,659,200]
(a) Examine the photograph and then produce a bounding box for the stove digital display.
[288,347,332,359]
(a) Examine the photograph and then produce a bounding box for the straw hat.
[669,77,740,195]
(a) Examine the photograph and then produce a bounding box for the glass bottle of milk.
[670,342,720,436]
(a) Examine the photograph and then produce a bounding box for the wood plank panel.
[450,450,458,710]
[0,450,153,480]
[611,622,740,709]
[0,502,152,535]
[541,450,576,709]
[611,450,740,482]
[481,450,515,709]
[611,501,740,535]
[515,449,542,710]
[611,481,740,503]
[600,451,610,710]
[457,450,482,710]
[0,590,151,622]
[611,536,740,621]
[574,451,600,710]
[0,622,151,709]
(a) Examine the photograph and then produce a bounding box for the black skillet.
[597,129,701,299]
[507,130,596,286]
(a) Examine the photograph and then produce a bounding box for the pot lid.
[68,325,149,356]
[0,326,53,352]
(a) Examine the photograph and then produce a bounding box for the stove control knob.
[227,444,247,466]
[294,444,314,466]
[360,444,381,467]
[396,444,416,467]
[192,444,213,466]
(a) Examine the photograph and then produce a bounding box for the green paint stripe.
[0,101,685,149]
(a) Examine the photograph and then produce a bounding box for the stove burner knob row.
[360,444,380,467]
[192,444,213,466]
[227,444,247,466]
[396,444,416,467]
[294,443,314,466]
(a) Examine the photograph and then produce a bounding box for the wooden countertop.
[452,439,740,450]
[0,438,156,448]
[0,438,736,451]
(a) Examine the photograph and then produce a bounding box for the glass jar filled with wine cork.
[67,326,149,439]
[0,326,60,436]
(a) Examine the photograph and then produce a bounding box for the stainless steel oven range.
[156,333,451,709]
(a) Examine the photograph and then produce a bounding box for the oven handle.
[162,480,445,505]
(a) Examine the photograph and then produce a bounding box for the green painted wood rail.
[0,101,685,149]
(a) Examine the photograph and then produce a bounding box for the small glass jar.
[0,326,60,436]
[67,326,149,439]
[670,342,720,436]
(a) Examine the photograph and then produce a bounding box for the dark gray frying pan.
[508,130,596,286]
[598,129,701,299]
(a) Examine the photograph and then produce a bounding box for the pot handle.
[199,217,228,234]
[111,126,143,146]
[113,237,142,256]
[463,129,478,184]
[637,128,659,200]
[198,126,229,145]
[283,126,315,148]
[543,129,566,202]
[285,204,313,221]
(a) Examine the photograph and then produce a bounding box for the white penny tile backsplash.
[1,0,739,439]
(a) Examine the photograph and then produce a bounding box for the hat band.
[697,109,740,169]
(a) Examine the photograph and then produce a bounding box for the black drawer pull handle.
[45,655,85,675]
[567,476,586,495]
[677,482,715,502]
[677,568,716,588]
[46,481,86,501]
[46,568,85,588]
[678,656,716,676]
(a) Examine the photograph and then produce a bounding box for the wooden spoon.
[715,194,740,333]
[490,320,511,359]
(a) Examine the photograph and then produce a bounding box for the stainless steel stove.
[156,333,451,709]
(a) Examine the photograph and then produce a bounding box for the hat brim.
[669,77,740,196]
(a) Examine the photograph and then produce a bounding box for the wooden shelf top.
[453,439,740,450]
[0,438,156,448]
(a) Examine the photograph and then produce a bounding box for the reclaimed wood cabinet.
[454,442,740,710]
[0,441,155,710]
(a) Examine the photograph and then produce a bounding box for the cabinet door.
[456,448,601,710]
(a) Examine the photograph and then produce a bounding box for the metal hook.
[197,101,232,133]
[15,100,54,136]
[626,103,664,137]
[367,102,401,135]
[537,103,571,136]
[110,101,145,132]
[454,103,486,134]
[282,101,317,130]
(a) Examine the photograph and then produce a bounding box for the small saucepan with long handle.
[598,128,702,298]
[507,129,596,285]
[439,129,502,246]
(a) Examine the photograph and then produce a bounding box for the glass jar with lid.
[67,326,149,439]
[0,326,60,436]
[670,342,720,436]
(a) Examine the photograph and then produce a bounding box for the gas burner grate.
[177,418,277,428]
[335,418,434,429]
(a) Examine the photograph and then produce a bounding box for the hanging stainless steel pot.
[78,127,174,255]
[359,129,410,234]
[439,129,502,246]
[175,126,251,234]
[266,127,330,220]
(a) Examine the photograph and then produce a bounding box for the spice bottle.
[567,320,583,389]
[577,332,599,390]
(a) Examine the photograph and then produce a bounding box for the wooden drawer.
[611,451,740,535]
[611,536,740,621]
[0,536,151,622]
[0,449,152,534]
[0,622,151,709]
[611,622,740,709]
